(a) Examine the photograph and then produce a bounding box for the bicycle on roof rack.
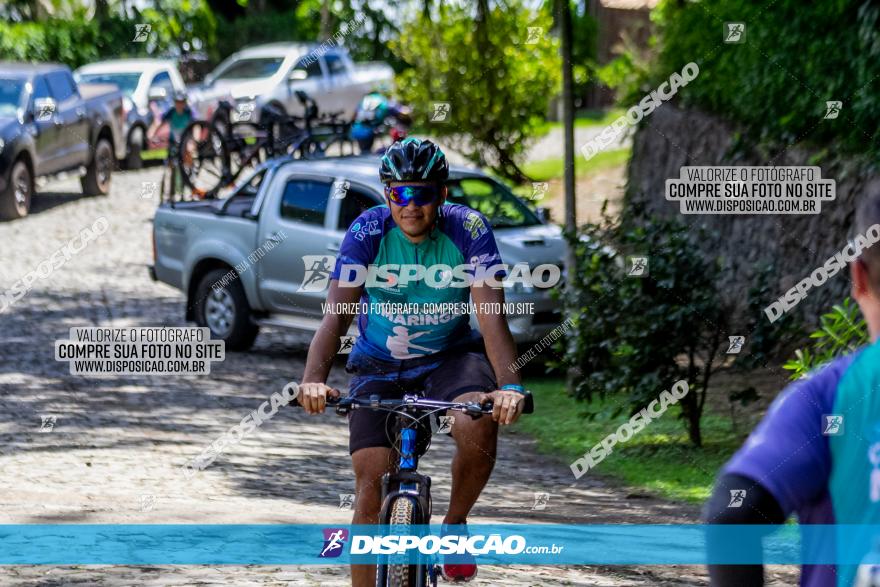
[174,91,355,199]
[290,391,533,587]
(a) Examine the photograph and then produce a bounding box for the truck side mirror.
[535,206,550,223]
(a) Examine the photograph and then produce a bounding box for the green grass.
[521,147,631,183]
[515,378,742,503]
[534,108,625,136]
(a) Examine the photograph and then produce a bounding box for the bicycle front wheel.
[386,497,419,587]
[178,121,229,198]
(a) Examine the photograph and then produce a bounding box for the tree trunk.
[320,0,331,38]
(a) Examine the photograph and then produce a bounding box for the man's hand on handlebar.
[297,382,340,414]
[481,390,525,426]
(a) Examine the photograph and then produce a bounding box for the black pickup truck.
[0,63,126,220]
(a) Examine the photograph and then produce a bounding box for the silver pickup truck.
[197,43,393,124]
[150,156,564,350]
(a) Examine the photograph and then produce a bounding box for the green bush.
[561,207,731,446]
[0,1,216,67]
[649,0,880,158]
[783,298,869,380]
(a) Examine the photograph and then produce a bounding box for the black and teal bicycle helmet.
[379,138,449,184]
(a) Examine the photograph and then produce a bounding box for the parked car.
[0,63,126,220]
[197,43,393,125]
[150,156,564,350]
[74,59,186,169]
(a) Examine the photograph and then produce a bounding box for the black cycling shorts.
[345,349,497,455]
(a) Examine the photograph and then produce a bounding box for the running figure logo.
[319,528,349,558]
[727,336,745,354]
[431,102,450,122]
[627,256,648,277]
[724,22,745,43]
[132,24,152,42]
[35,99,55,121]
[338,336,356,355]
[436,415,454,434]
[338,493,355,510]
[386,326,436,359]
[822,414,844,436]
[298,255,336,292]
[526,27,543,44]
[825,101,842,119]
[532,492,550,510]
[39,415,57,432]
[728,489,747,508]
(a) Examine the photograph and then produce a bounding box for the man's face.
[174,99,186,113]
[385,181,447,239]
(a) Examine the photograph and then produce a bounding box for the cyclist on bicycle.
[296,138,530,585]
[705,191,880,586]
[147,90,193,156]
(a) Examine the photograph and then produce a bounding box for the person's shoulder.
[441,204,492,239]
[345,205,391,241]
[775,351,862,412]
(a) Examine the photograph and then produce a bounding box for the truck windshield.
[76,72,141,96]
[446,177,541,228]
[0,78,26,116]
[214,58,285,81]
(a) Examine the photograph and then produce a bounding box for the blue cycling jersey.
[723,340,880,586]
[330,203,504,362]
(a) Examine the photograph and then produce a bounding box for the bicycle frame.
[375,399,436,587]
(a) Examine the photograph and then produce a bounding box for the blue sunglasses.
[384,184,441,207]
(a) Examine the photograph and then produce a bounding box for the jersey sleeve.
[443,205,505,280]
[329,208,385,284]
[721,357,852,516]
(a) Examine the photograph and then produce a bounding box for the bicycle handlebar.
[290,393,494,417]
[290,391,533,417]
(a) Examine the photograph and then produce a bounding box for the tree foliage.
[391,0,561,183]
[650,0,880,159]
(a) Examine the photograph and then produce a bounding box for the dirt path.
[0,167,795,585]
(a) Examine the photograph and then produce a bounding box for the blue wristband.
[500,384,525,394]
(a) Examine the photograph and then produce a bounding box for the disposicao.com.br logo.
[322,531,563,557]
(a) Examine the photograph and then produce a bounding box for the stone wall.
[625,103,879,327]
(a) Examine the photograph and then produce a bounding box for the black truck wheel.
[81,138,113,196]
[0,158,33,220]
[192,269,259,351]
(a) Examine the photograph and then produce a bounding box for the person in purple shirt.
[705,190,880,587]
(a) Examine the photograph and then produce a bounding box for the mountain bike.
[290,391,533,587]
[176,91,353,198]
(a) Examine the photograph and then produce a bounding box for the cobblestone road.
[0,167,793,586]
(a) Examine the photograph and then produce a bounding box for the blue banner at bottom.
[1,524,880,565]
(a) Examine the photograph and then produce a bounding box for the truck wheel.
[193,269,258,351]
[124,128,144,170]
[81,138,113,196]
[0,159,33,220]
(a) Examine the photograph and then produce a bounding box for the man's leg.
[443,390,498,525]
[351,447,395,587]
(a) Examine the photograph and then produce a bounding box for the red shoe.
[440,523,477,582]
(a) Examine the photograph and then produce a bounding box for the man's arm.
[298,280,362,413]
[704,473,785,586]
[470,282,524,424]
